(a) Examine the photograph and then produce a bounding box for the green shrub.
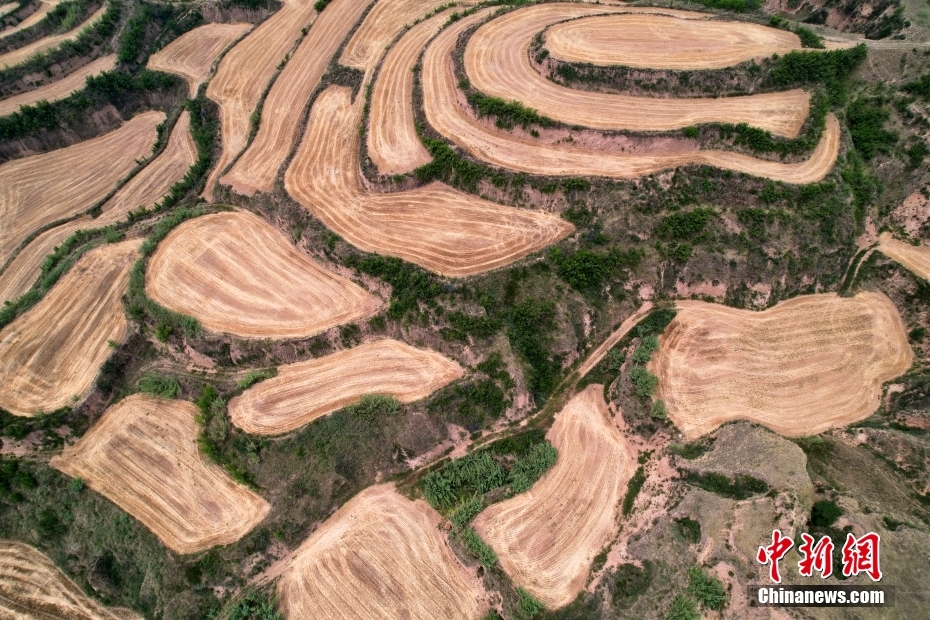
[226,590,283,620]
[612,561,653,606]
[655,208,715,240]
[664,595,700,620]
[622,466,646,515]
[675,517,701,543]
[809,499,843,527]
[514,587,545,619]
[449,495,484,530]
[684,471,768,500]
[508,442,557,493]
[795,26,825,49]
[313,0,330,11]
[423,451,507,510]
[688,567,726,610]
[137,373,180,398]
[682,126,698,138]
[650,399,668,419]
[846,97,898,159]
[349,254,441,318]
[237,369,276,390]
[634,309,677,338]
[460,527,497,569]
[550,247,643,292]
[465,89,553,130]
[902,73,930,99]
[118,6,152,63]
[629,366,658,397]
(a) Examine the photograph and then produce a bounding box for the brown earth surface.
[221,0,371,197]
[650,293,914,439]
[145,210,382,338]
[0,3,18,18]
[0,240,140,417]
[0,111,194,304]
[228,339,463,435]
[0,4,106,69]
[203,0,317,200]
[367,8,450,174]
[0,0,59,41]
[423,11,839,183]
[465,3,809,137]
[877,232,930,282]
[0,110,163,267]
[51,394,270,554]
[472,385,635,608]
[0,54,115,116]
[544,13,803,69]
[277,484,486,620]
[147,22,253,96]
[0,540,141,620]
[286,86,573,276]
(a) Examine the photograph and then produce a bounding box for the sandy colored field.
[368,8,450,174]
[0,240,140,417]
[0,541,141,620]
[146,210,381,338]
[203,0,317,200]
[545,14,802,70]
[472,385,634,608]
[221,0,370,196]
[0,0,60,41]
[650,293,914,439]
[0,4,106,68]
[877,232,930,282]
[0,112,194,304]
[147,23,252,96]
[422,11,839,184]
[0,2,17,17]
[287,86,572,276]
[465,3,808,138]
[0,109,161,265]
[229,339,463,434]
[278,484,485,620]
[0,54,114,116]
[51,394,270,554]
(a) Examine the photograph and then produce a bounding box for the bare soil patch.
[51,393,270,554]
[0,239,140,417]
[145,209,382,338]
[650,293,914,439]
[0,3,106,69]
[229,339,463,435]
[278,484,486,620]
[544,13,802,70]
[472,385,635,608]
[0,540,141,619]
[147,23,253,97]
[465,3,809,137]
[286,85,573,276]
[0,110,163,267]
[877,232,930,281]
[0,53,114,116]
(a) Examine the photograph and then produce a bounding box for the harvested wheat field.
[368,8,451,174]
[0,4,106,68]
[0,239,140,417]
[0,218,88,305]
[204,0,317,200]
[0,541,141,620]
[545,14,802,69]
[221,0,371,196]
[472,385,635,609]
[650,293,914,439]
[278,484,486,620]
[0,0,60,41]
[465,3,809,137]
[229,339,463,435]
[146,210,381,338]
[51,394,270,554]
[422,11,839,183]
[147,23,253,96]
[0,110,163,266]
[0,54,115,116]
[286,86,572,276]
[878,232,930,282]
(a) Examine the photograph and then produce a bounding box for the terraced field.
[147,22,253,96]
[0,0,59,41]
[0,54,115,116]
[878,232,930,281]
[650,293,914,438]
[0,3,106,69]
[229,339,463,435]
[51,394,270,554]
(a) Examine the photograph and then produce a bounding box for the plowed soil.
[0,4,106,68]
[877,232,930,282]
[0,540,141,620]
[0,110,163,267]
[285,86,573,276]
[472,385,634,609]
[0,240,140,417]
[545,13,802,69]
[465,3,809,137]
[278,484,486,620]
[650,293,914,439]
[51,394,270,554]
[203,0,316,200]
[368,8,450,174]
[423,11,839,183]
[0,54,115,116]
[145,210,381,339]
[147,22,253,96]
[0,112,194,304]
[228,339,463,435]
[221,0,370,196]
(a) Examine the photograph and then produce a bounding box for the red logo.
[798,533,834,578]
[841,532,882,582]
[758,530,883,583]
[757,530,794,583]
